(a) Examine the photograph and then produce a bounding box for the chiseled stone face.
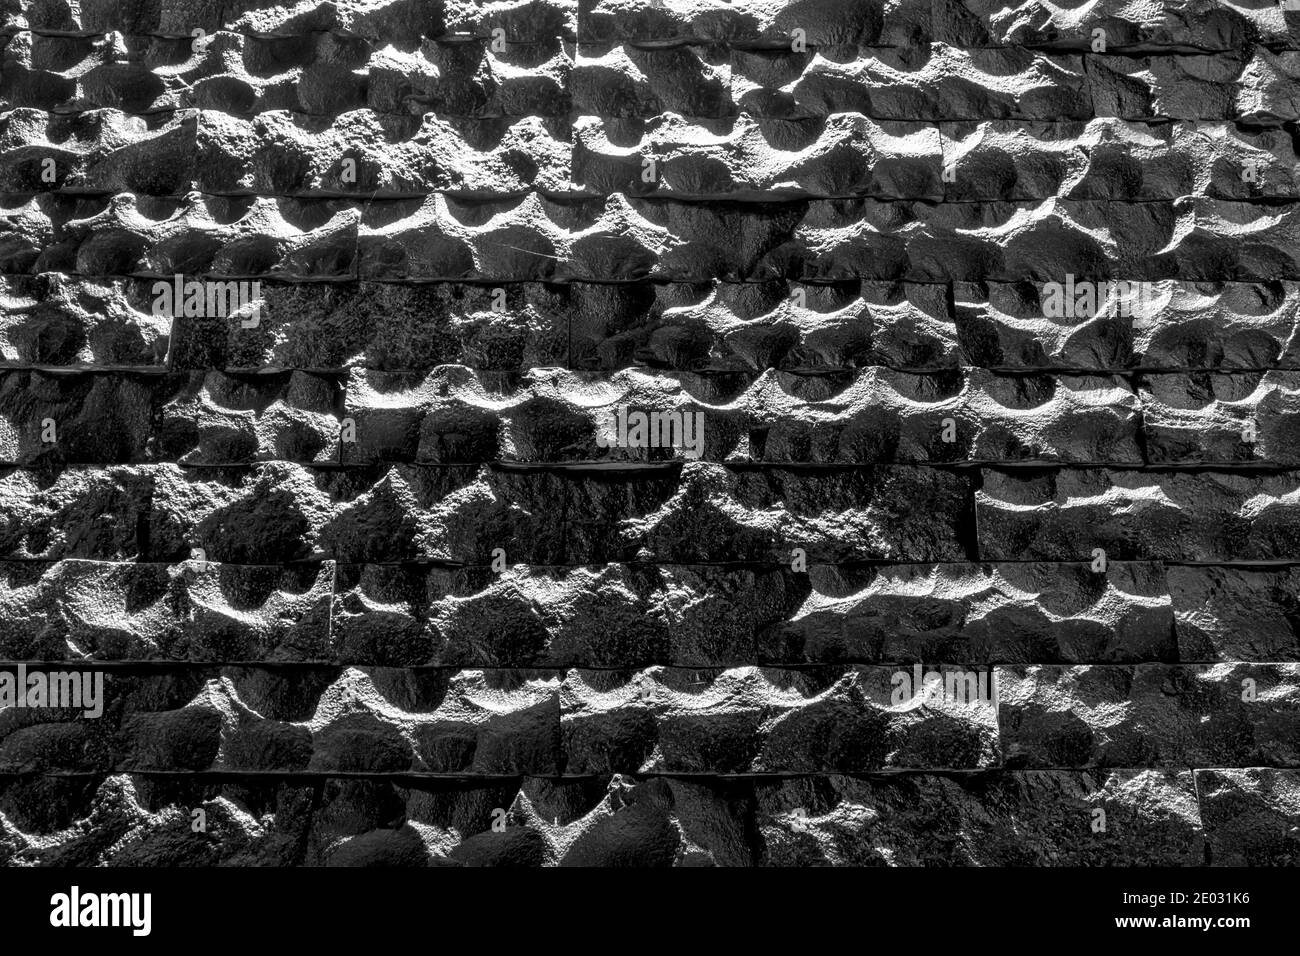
[1,0,1298,869]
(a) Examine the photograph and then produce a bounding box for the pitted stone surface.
[0,665,564,773]
[339,366,1144,465]
[1170,566,1300,662]
[15,190,1300,281]
[977,468,1300,562]
[997,664,1300,768]
[559,664,1000,773]
[1196,768,1300,865]
[754,768,1205,865]
[0,559,335,661]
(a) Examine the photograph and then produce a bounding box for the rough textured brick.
[0,665,562,773]
[0,559,335,661]
[0,773,317,866]
[1196,768,1300,866]
[560,665,999,773]
[0,275,171,367]
[754,769,1204,865]
[1169,566,1300,663]
[997,664,1300,768]
[0,108,198,195]
[167,281,571,372]
[339,366,1142,464]
[977,469,1300,562]
[760,560,1175,665]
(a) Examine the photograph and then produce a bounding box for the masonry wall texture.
[0,0,1298,867]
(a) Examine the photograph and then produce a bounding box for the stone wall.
[0,0,1298,866]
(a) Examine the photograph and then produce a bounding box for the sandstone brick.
[761,560,1174,665]
[167,280,570,372]
[0,107,197,194]
[1169,566,1300,663]
[560,665,999,773]
[0,275,171,367]
[1196,768,1300,866]
[977,468,1300,562]
[0,773,316,866]
[0,558,335,661]
[997,663,1300,767]
[0,665,562,773]
[754,769,1203,865]
[340,366,1142,464]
